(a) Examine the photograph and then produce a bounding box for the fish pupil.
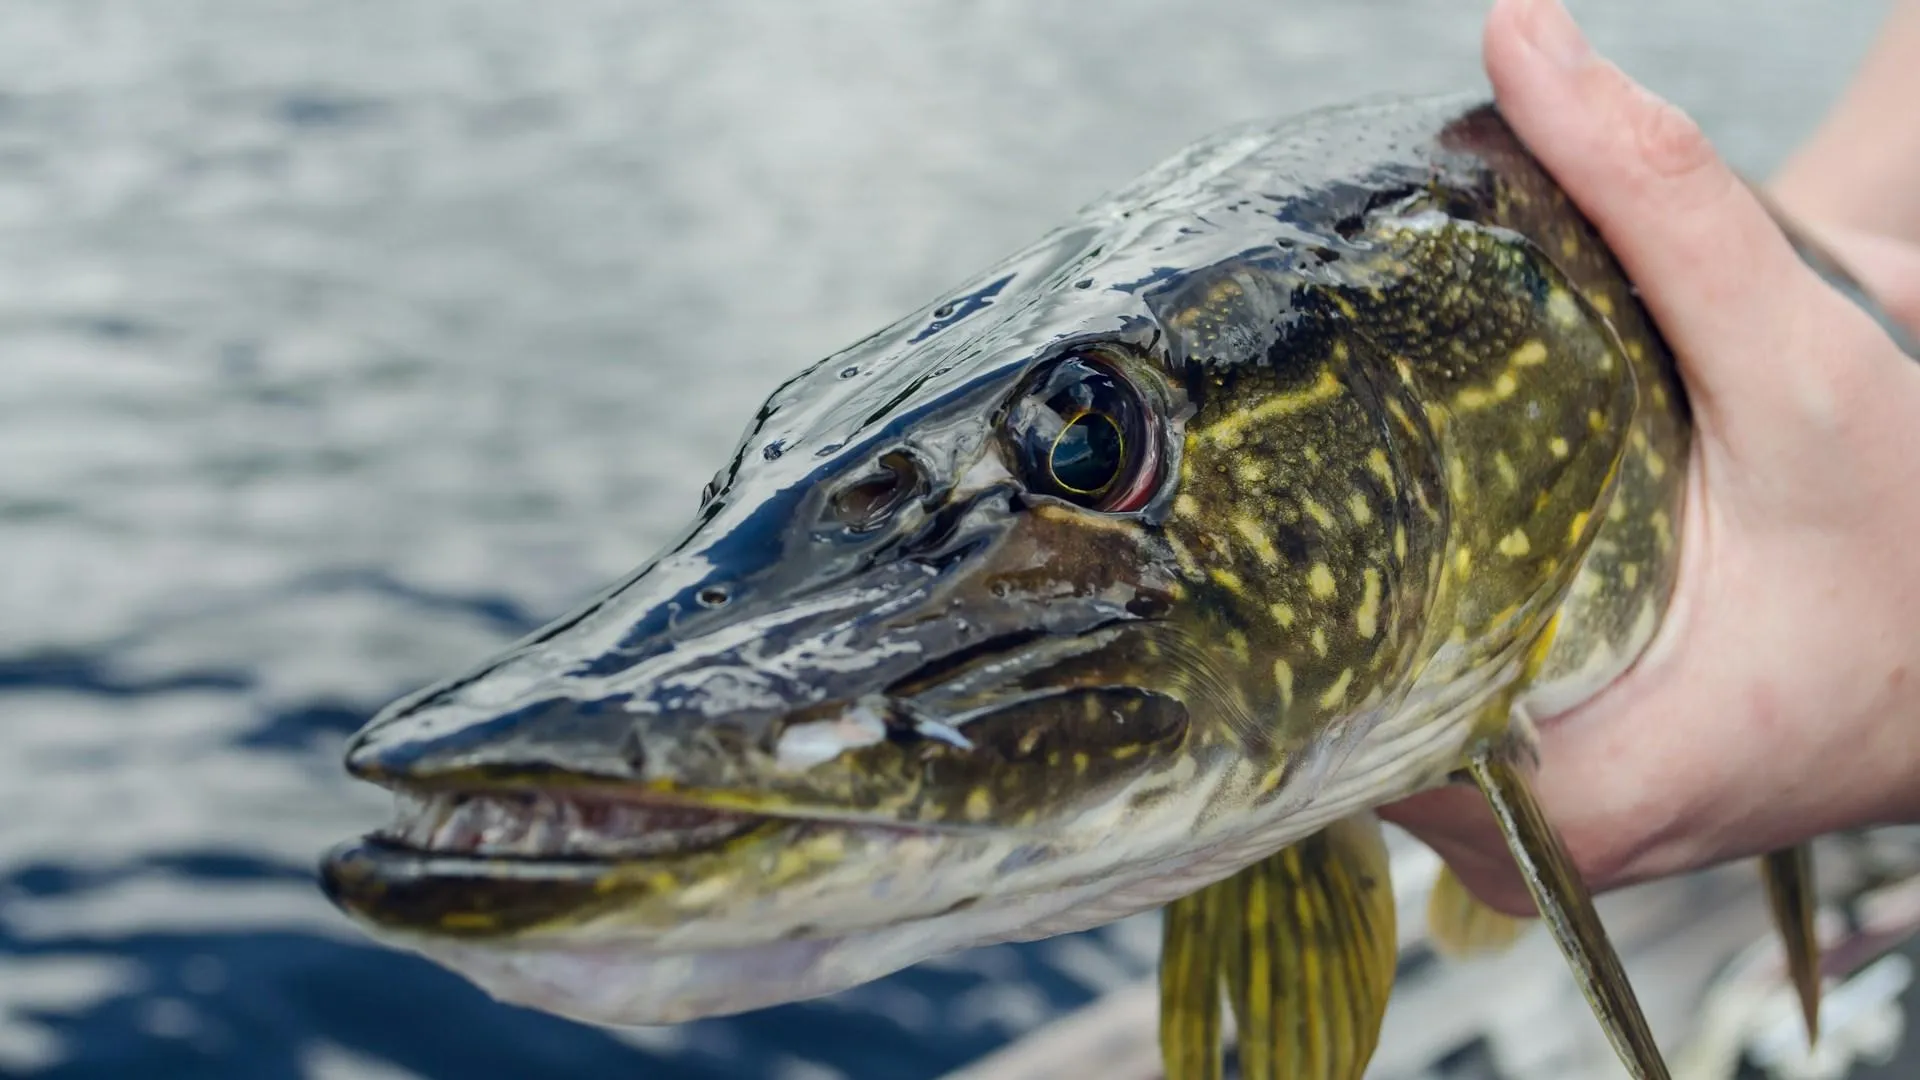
[1004,351,1161,512]
[1049,412,1123,495]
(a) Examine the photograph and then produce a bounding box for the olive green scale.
[1147,101,1828,1080]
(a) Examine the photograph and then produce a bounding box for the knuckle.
[1585,61,1734,215]
[1630,90,1717,184]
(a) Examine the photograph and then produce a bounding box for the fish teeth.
[383,791,760,858]
[385,791,455,849]
[431,797,488,852]
[525,795,568,854]
[475,794,534,851]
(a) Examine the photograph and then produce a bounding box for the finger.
[1378,787,1536,912]
[1381,764,1645,916]
[1788,221,1920,341]
[1480,0,1883,414]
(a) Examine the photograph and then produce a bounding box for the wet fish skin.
[319,91,1724,1067]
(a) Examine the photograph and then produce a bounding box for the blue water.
[0,3,1891,1077]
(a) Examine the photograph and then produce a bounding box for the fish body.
[322,93,1698,1069]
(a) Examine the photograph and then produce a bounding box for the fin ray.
[1466,743,1670,1079]
[1218,814,1398,1080]
[1760,843,1822,1045]
[1159,885,1224,1080]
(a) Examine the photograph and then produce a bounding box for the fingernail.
[1523,0,1591,70]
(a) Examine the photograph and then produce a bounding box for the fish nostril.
[696,584,731,609]
[620,727,648,775]
[830,451,923,533]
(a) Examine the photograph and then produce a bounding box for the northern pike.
[321,93,1905,1078]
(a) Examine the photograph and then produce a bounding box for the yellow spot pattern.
[1348,492,1373,525]
[1274,659,1294,709]
[1356,568,1382,639]
[1301,496,1336,531]
[1547,288,1581,326]
[1233,516,1280,566]
[1199,369,1341,446]
[1368,448,1394,485]
[1494,451,1518,489]
[1226,630,1250,663]
[1318,668,1354,708]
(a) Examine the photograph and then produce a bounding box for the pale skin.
[1382,0,1920,915]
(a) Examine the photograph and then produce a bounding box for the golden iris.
[1048,410,1125,495]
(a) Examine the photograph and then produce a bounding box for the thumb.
[1481,0,1890,424]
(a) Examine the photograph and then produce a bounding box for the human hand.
[1380,0,1920,915]
[1770,218,1920,343]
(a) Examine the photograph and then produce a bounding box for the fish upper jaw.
[320,500,1195,952]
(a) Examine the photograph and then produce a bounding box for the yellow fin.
[1426,861,1530,959]
[1467,740,1670,1079]
[1158,882,1224,1080]
[1208,814,1397,1080]
[1760,844,1823,1045]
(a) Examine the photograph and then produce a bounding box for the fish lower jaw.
[395,930,867,1027]
[383,886,1086,1029]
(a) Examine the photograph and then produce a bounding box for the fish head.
[321,202,1433,1025]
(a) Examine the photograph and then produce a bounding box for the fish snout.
[343,689,647,788]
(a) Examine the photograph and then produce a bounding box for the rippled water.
[1,3,1894,1077]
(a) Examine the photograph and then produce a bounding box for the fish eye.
[1006,354,1161,513]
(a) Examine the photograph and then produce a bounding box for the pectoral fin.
[1465,741,1669,1079]
[1156,815,1398,1080]
[1159,883,1224,1080]
[1426,861,1531,959]
[1218,814,1398,1080]
[1760,843,1822,1044]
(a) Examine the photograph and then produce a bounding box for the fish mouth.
[323,624,1193,942]
[319,785,947,941]
[376,789,773,862]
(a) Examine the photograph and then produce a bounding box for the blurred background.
[3,2,1915,1078]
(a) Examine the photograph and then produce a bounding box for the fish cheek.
[1159,346,1422,756]
[901,688,1191,826]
